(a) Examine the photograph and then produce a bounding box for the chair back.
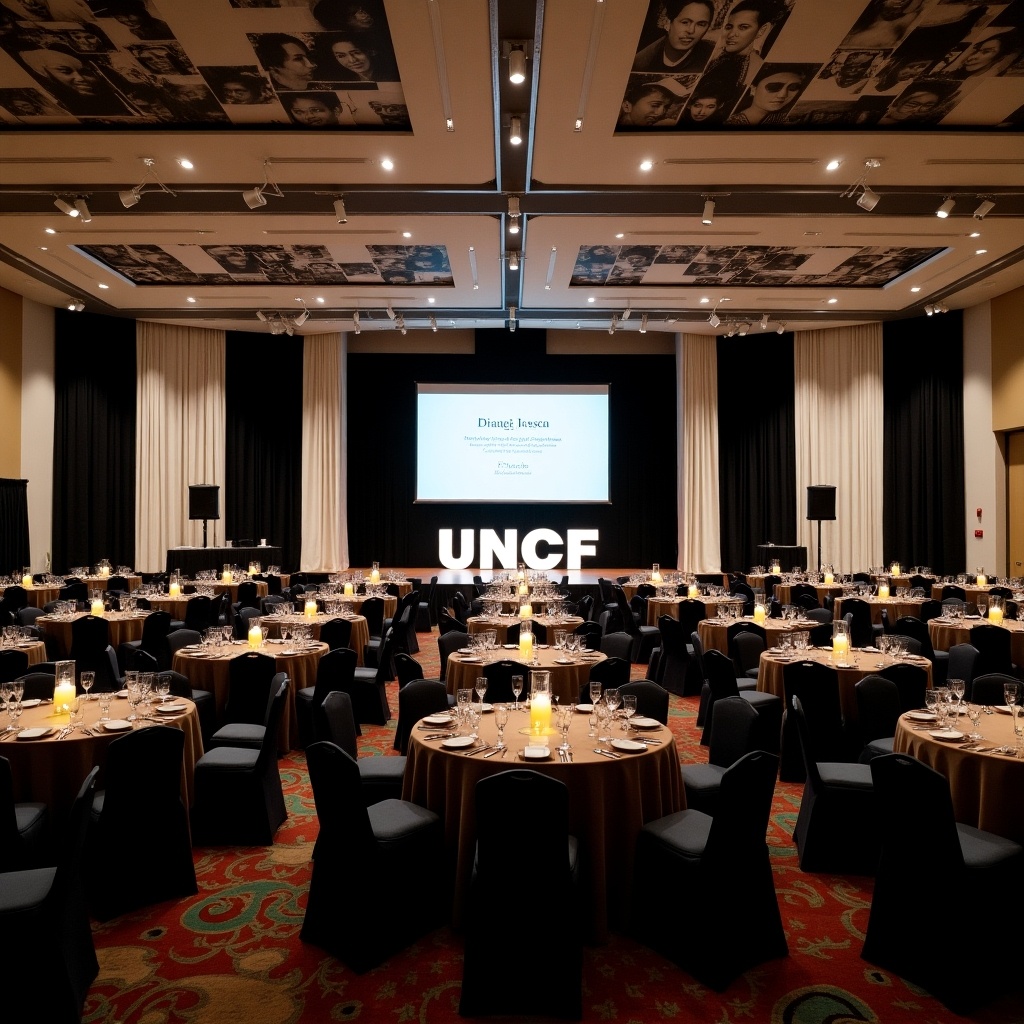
[941,584,967,603]
[360,596,385,637]
[789,694,824,791]
[782,660,845,762]
[225,652,278,724]
[617,679,669,723]
[877,662,928,712]
[841,599,875,647]
[729,580,755,616]
[728,627,766,676]
[17,671,55,700]
[970,672,1019,706]
[98,725,187,833]
[451,591,472,624]
[156,670,192,699]
[395,678,450,754]
[394,652,425,689]
[610,586,640,639]
[599,630,633,661]
[165,628,201,661]
[790,583,819,608]
[235,581,259,610]
[59,581,88,604]
[505,620,548,645]
[572,620,602,649]
[305,740,375,855]
[574,594,595,623]
[233,605,261,640]
[705,750,779,860]
[919,598,942,622]
[438,608,466,635]
[255,676,290,772]
[891,615,934,659]
[707,695,759,769]
[184,595,217,633]
[0,649,29,684]
[310,645,358,714]
[586,656,631,695]
[139,610,173,658]
[481,659,532,703]
[855,675,901,743]
[318,617,353,652]
[969,624,1013,676]
[69,614,110,663]
[947,643,980,693]
[317,690,359,757]
[437,628,468,681]
[676,599,707,637]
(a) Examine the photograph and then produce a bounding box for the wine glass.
[596,701,613,743]
[0,681,11,730]
[621,693,637,733]
[966,703,983,744]
[475,675,488,708]
[603,687,620,725]
[494,703,509,749]
[558,704,573,752]
[80,671,94,700]
[589,678,602,706]
[1004,681,1018,715]
[511,674,524,712]
[156,674,171,702]
[11,679,23,707]
[948,678,965,724]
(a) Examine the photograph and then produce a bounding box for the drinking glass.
[494,704,509,749]
[558,704,573,752]
[7,698,22,734]
[80,671,94,700]
[156,674,171,702]
[98,691,113,723]
[588,710,597,738]
[69,696,84,733]
[1004,682,1018,714]
[125,681,141,722]
[596,701,613,743]
[589,678,602,706]
[966,703,983,743]
[475,675,488,707]
[948,678,965,723]
[11,679,23,706]
[0,680,12,728]
[603,688,620,723]
[511,674,524,712]
[621,693,637,733]
[977,598,987,618]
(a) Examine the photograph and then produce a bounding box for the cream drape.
[794,325,884,575]
[678,333,721,572]
[300,332,347,570]
[135,323,225,572]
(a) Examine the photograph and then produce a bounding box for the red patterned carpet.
[85,637,1024,1023]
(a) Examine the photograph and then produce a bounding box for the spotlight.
[925,304,935,316]
[333,197,347,223]
[54,197,78,217]
[396,314,407,335]
[508,195,520,234]
[857,186,880,211]
[777,323,785,334]
[73,198,91,223]
[738,323,748,337]
[352,311,361,334]
[973,198,995,221]
[256,310,268,322]
[608,315,618,335]
[430,315,437,332]
[937,303,948,314]
[294,306,309,327]
[66,300,84,312]
[508,45,526,84]
[760,313,769,330]
[936,197,955,219]
[701,198,715,226]
[509,115,522,145]
[243,186,266,209]
[120,157,175,210]
[119,189,140,209]
[726,326,736,338]
[508,251,519,271]
[640,313,648,334]
[508,304,517,332]
[708,312,721,328]
[386,304,396,320]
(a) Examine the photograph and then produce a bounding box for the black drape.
[0,478,30,574]
[52,310,136,573]
[717,335,796,573]
[225,332,303,571]
[883,312,965,574]
[345,329,678,567]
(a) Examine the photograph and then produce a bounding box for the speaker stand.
[202,518,209,549]
[813,518,822,573]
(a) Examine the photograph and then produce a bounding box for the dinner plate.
[905,711,936,721]
[459,656,482,663]
[928,729,964,741]
[575,703,594,713]
[503,644,518,649]
[20,698,41,708]
[522,745,551,761]
[423,714,452,726]
[630,717,661,729]
[15,727,51,740]
[156,703,188,714]
[103,720,133,731]
[610,738,647,753]
[554,657,573,665]
[441,735,476,750]
[114,690,129,698]
[479,703,494,713]
[993,705,1016,714]
[458,648,474,655]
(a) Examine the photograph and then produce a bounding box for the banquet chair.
[415,575,438,631]
[941,584,967,603]
[393,678,450,755]
[0,755,48,871]
[349,628,394,725]
[191,677,289,846]
[235,580,259,610]
[806,621,834,647]
[0,585,28,614]
[451,590,472,624]
[863,753,1023,1014]
[876,661,928,713]
[802,606,832,624]
[317,616,352,652]
[156,670,216,741]
[59,581,88,605]
[969,672,1019,706]
[853,675,901,761]
[946,642,980,698]
[918,598,943,622]
[0,648,28,683]
[632,750,786,991]
[480,659,532,703]
[365,601,415,666]
[164,628,202,668]
[651,615,690,695]
[727,623,766,679]
[585,656,630,696]
[69,613,110,672]
[505,620,548,645]
[890,613,937,659]
[87,725,196,920]
[393,652,427,690]
[260,594,288,616]
[840,598,876,647]
[599,630,634,662]
[969,623,1015,677]
[700,649,781,753]
[359,596,385,640]
[184,595,218,634]
[680,696,760,816]
[317,691,405,806]
[790,583,819,608]
[460,769,581,1018]
[17,605,46,627]
[119,608,172,672]
[676,599,707,642]
[301,740,445,974]
[728,580,755,616]
[791,695,879,875]
[105,574,131,597]
[438,608,465,635]
[779,660,850,783]
[380,589,420,655]
[208,655,281,751]
[617,679,669,724]
[0,766,98,1024]
[296,647,357,748]
[437,628,468,684]
[232,605,261,640]
[762,574,782,601]
[573,619,602,650]
[573,593,595,623]
[16,671,55,701]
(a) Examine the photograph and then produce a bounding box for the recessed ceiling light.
[700,297,710,304]
[639,159,653,172]
[720,297,731,302]
[587,297,595,303]
[178,158,194,170]
[45,227,56,234]
[428,296,435,304]
[380,157,394,171]
[186,296,196,303]
[98,283,109,289]
[316,296,325,303]
[402,231,412,238]
[828,297,838,304]
[976,248,988,255]
[615,232,624,239]
[825,158,842,171]
[969,231,981,238]
[910,286,921,293]
[39,246,47,250]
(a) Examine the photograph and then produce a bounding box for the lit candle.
[688,584,699,599]
[249,562,258,576]
[248,622,262,649]
[529,690,551,737]
[370,568,380,584]
[222,569,232,584]
[519,602,533,619]
[878,583,890,600]
[753,602,766,625]
[519,631,534,662]
[54,680,76,717]
[90,598,105,617]
[977,573,987,586]
[833,632,849,662]
[99,565,110,577]
[169,581,181,598]
[989,605,1003,626]
[651,570,662,583]
[343,582,353,596]
[21,573,32,587]
[304,598,318,620]
[518,582,529,596]
[823,572,834,585]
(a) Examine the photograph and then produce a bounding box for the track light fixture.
[66,299,85,312]
[701,198,715,226]
[508,44,526,84]
[776,322,786,334]
[54,196,78,217]
[508,250,519,271]
[708,311,721,329]
[936,197,955,219]
[508,304,517,332]
[760,313,769,330]
[119,157,175,210]
[119,189,140,208]
[352,311,360,334]
[333,196,347,223]
[73,198,92,223]
[507,195,521,234]
[639,313,648,334]
[973,197,994,221]
[842,158,882,211]
[386,304,396,320]
[243,159,283,210]
[726,325,736,338]
[293,302,309,327]
[608,315,618,335]
[925,302,949,316]
[856,186,880,212]
[396,314,407,335]
[509,115,522,145]
[430,315,438,332]
[738,323,748,337]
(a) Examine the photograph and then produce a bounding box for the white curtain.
[794,325,884,575]
[678,333,721,572]
[300,332,347,570]
[135,323,225,572]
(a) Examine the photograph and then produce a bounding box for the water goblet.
[125,681,140,722]
[621,693,637,733]
[948,678,965,723]
[511,674,524,712]
[494,704,509,749]
[98,691,113,723]
[596,701,613,743]
[156,674,171,702]
[1004,681,1018,712]
[475,675,488,708]
[558,704,573,752]
[603,687,620,724]
[7,698,22,734]
[966,703,983,743]
[589,678,602,706]
[68,696,84,733]
[0,681,11,729]
[80,671,94,700]
[11,679,23,706]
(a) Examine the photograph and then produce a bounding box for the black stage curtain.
[0,478,30,573]
[52,310,136,572]
[717,336,796,573]
[225,332,303,571]
[345,329,678,568]
[883,312,965,574]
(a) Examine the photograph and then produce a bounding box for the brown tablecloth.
[930,583,1002,602]
[2,640,46,666]
[445,645,606,703]
[928,617,1024,664]
[37,611,148,657]
[335,595,398,620]
[646,596,743,626]
[834,596,925,626]
[774,583,842,605]
[466,615,583,644]
[0,695,203,819]
[697,615,821,655]
[213,580,269,601]
[81,574,142,592]
[402,709,683,942]
[894,711,1024,843]
[757,647,933,723]
[263,614,369,664]
[22,584,60,608]
[172,641,327,751]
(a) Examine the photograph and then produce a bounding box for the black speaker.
[188,484,220,521]
[806,485,836,521]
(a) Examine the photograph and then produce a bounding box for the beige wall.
[21,298,55,573]
[0,286,23,477]
[992,285,1024,432]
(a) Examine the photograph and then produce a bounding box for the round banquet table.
[646,595,743,626]
[445,645,606,703]
[774,583,843,605]
[466,615,583,644]
[1,639,47,667]
[21,583,60,608]
[263,613,369,664]
[930,583,1002,602]
[756,647,933,724]
[833,596,925,626]
[81,574,142,592]
[0,695,203,820]
[36,610,148,657]
[697,614,821,655]
[334,594,398,620]
[146,595,193,619]
[402,708,683,943]
[894,709,1024,844]
[213,580,269,601]
[928,616,1024,664]
[172,639,327,752]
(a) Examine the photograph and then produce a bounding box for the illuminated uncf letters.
[438,527,599,570]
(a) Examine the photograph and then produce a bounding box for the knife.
[593,748,621,759]
[464,743,494,756]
